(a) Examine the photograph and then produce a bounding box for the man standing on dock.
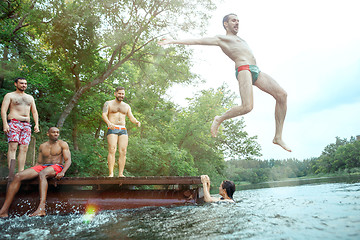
[102,87,141,177]
[1,77,40,172]
[0,127,71,218]
[158,13,291,152]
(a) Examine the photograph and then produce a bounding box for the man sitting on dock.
[201,175,235,203]
[0,127,71,218]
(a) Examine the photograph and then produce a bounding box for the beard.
[116,96,124,101]
[16,86,26,92]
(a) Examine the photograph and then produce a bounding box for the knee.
[118,147,127,155]
[13,173,22,182]
[242,103,253,114]
[38,172,48,180]
[108,146,117,154]
[275,90,287,102]
[19,145,29,152]
[8,144,18,153]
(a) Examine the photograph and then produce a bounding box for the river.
[0,182,359,239]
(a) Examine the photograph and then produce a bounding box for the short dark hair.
[14,77,26,83]
[222,13,237,29]
[222,180,236,199]
[48,127,59,133]
[115,86,125,92]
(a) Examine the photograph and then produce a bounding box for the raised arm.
[56,141,71,179]
[126,106,141,127]
[158,36,221,46]
[1,94,10,133]
[201,175,220,203]
[30,97,40,133]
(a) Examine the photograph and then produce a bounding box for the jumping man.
[158,14,291,152]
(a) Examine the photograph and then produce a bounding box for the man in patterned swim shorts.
[102,87,141,177]
[0,127,71,218]
[1,77,40,172]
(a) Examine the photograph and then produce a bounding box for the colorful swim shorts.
[31,164,64,175]
[107,125,128,136]
[235,65,261,85]
[7,119,32,145]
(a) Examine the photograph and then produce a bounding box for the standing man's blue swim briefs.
[107,125,128,136]
[235,65,261,84]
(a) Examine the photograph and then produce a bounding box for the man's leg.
[211,70,254,137]
[0,168,39,218]
[117,135,128,177]
[254,72,291,152]
[7,142,18,169]
[17,144,29,172]
[107,134,118,177]
[29,167,56,217]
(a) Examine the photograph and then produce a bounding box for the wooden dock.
[0,176,204,216]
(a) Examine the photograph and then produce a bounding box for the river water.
[1,182,359,239]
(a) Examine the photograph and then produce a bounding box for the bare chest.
[10,95,32,107]
[108,102,128,114]
[42,144,62,158]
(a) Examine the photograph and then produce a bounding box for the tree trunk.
[0,46,9,89]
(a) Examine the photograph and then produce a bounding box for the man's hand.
[56,172,65,180]
[136,121,141,127]
[157,37,174,46]
[3,123,9,134]
[201,175,210,184]
[34,124,40,133]
[107,123,116,130]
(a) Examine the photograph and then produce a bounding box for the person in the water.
[0,127,71,218]
[201,175,235,203]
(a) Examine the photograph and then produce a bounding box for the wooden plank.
[0,176,202,186]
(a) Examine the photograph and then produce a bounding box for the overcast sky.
[167,0,360,160]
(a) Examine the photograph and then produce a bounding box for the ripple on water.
[0,182,359,240]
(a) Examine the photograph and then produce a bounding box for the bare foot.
[0,212,9,218]
[118,174,125,177]
[29,208,46,217]
[210,116,221,137]
[108,173,114,177]
[273,138,292,152]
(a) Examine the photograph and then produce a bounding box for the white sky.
[167,0,360,160]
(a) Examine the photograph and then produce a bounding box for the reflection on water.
[1,182,360,240]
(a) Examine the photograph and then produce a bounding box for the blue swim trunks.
[235,65,261,84]
[106,126,128,136]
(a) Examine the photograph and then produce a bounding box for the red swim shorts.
[7,119,32,145]
[31,164,64,175]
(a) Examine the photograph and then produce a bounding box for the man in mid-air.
[159,13,291,152]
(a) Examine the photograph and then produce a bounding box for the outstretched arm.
[201,175,220,203]
[158,36,220,46]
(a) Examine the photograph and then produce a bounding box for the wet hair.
[14,77,26,83]
[222,13,237,29]
[115,86,125,92]
[222,180,236,199]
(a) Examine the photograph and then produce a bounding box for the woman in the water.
[201,175,235,203]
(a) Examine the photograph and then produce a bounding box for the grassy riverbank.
[235,172,360,190]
